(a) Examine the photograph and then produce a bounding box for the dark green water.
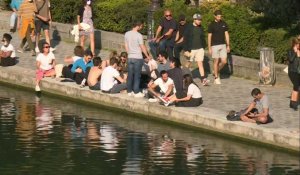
[0,85,299,175]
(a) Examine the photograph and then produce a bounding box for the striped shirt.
[18,1,37,20]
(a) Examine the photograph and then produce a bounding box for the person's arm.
[71,61,78,73]
[176,94,192,102]
[10,1,17,12]
[208,33,212,55]
[77,7,83,30]
[241,101,256,117]
[225,31,230,53]
[1,51,12,58]
[254,108,269,119]
[140,44,151,60]
[115,76,125,83]
[36,61,41,69]
[154,26,162,42]
[164,84,174,97]
[148,83,160,97]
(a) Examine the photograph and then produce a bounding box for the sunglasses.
[43,46,50,48]
[1,39,7,42]
[165,14,172,17]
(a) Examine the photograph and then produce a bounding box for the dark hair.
[158,50,168,59]
[39,41,50,53]
[251,88,261,96]
[160,70,168,76]
[214,10,222,16]
[291,37,300,48]
[109,50,118,58]
[84,50,93,57]
[169,58,181,68]
[183,74,195,87]
[110,57,119,66]
[93,56,102,66]
[132,21,143,27]
[3,33,12,41]
[74,45,84,57]
[120,52,128,58]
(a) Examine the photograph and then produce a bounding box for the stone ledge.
[0,66,298,152]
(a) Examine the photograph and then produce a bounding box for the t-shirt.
[187,83,202,98]
[35,0,50,19]
[36,52,55,71]
[254,94,271,115]
[159,17,177,40]
[208,20,228,46]
[124,30,143,59]
[18,1,36,20]
[10,0,23,10]
[101,66,120,91]
[1,44,16,58]
[191,25,204,50]
[167,67,183,93]
[177,23,186,42]
[154,77,176,94]
[157,61,170,74]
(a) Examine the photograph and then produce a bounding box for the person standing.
[148,9,177,59]
[208,10,230,84]
[184,14,209,86]
[9,0,23,33]
[77,0,95,56]
[173,14,187,62]
[17,0,37,56]
[287,38,300,111]
[125,21,151,97]
[34,0,55,52]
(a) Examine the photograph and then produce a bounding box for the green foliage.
[0,0,11,10]
[51,0,83,24]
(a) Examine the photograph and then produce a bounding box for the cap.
[214,10,222,16]
[178,14,186,21]
[193,13,202,20]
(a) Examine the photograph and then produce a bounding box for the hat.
[214,10,222,16]
[193,14,202,20]
[178,14,186,21]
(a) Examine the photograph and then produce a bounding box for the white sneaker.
[134,92,144,98]
[148,98,158,102]
[214,77,221,85]
[202,78,210,86]
[127,92,133,96]
[35,47,40,53]
[50,47,56,52]
[35,85,41,91]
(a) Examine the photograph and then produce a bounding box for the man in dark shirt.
[208,10,230,85]
[174,14,187,63]
[183,14,209,86]
[167,58,184,97]
[149,9,177,59]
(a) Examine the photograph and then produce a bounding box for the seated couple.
[148,71,203,107]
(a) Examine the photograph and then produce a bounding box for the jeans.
[10,12,17,28]
[110,83,127,94]
[127,58,144,94]
[148,39,174,59]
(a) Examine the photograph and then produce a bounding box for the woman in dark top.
[288,37,300,111]
[77,0,95,56]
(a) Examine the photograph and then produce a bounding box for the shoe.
[202,78,210,86]
[214,77,221,84]
[127,92,133,96]
[50,47,56,52]
[17,48,24,53]
[80,78,86,88]
[290,101,298,111]
[164,101,170,106]
[35,85,41,91]
[31,50,36,56]
[148,98,158,102]
[9,28,15,33]
[35,47,40,53]
[134,92,144,98]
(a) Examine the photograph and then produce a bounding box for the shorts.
[35,19,49,34]
[36,68,55,81]
[188,48,204,62]
[212,44,227,59]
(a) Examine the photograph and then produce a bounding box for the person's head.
[178,14,186,25]
[193,13,202,26]
[2,33,12,46]
[169,58,180,68]
[183,74,194,87]
[109,57,119,67]
[214,10,222,22]
[83,0,91,6]
[40,42,50,54]
[132,21,144,30]
[93,56,102,67]
[109,50,118,59]
[83,50,93,62]
[120,52,128,63]
[291,37,300,50]
[160,70,169,82]
[157,51,168,62]
[164,9,173,21]
[74,45,84,57]
[27,0,33,3]
[251,88,262,99]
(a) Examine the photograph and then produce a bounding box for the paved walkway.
[0,11,299,149]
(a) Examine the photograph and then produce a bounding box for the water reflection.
[0,86,299,175]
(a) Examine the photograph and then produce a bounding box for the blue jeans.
[148,39,174,59]
[127,58,144,94]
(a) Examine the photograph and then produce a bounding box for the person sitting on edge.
[118,52,128,80]
[166,74,203,107]
[87,56,102,90]
[167,58,184,98]
[100,57,127,94]
[157,50,170,75]
[35,42,56,91]
[0,33,16,67]
[148,70,176,102]
[70,50,94,86]
[62,45,85,79]
[101,50,118,69]
[240,88,272,124]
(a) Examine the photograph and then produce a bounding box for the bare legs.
[80,32,95,56]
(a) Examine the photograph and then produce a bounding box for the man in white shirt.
[148,70,176,99]
[100,57,126,93]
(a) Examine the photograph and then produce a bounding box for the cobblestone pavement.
[1,23,299,134]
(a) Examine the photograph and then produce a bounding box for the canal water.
[0,85,299,175]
